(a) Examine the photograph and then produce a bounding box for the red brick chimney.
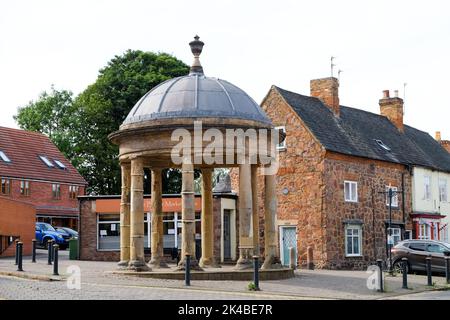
[379,90,404,132]
[436,131,450,153]
[310,77,340,116]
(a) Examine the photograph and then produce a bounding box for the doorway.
[280,226,297,267]
[223,209,232,260]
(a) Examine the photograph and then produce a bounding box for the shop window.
[419,223,431,240]
[98,214,120,250]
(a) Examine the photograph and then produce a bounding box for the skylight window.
[39,155,54,167]
[0,150,11,163]
[54,160,66,169]
[374,139,391,151]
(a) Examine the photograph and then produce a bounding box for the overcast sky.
[1,0,449,139]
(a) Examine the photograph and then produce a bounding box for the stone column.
[128,157,150,271]
[177,162,201,270]
[262,174,281,269]
[251,165,260,257]
[118,163,131,268]
[235,162,253,270]
[149,168,167,268]
[199,168,216,268]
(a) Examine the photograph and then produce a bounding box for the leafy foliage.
[15,50,190,194]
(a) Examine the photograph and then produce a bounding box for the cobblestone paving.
[0,250,448,300]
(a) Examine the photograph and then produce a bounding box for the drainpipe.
[401,173,406,225]
[371,188,376,261]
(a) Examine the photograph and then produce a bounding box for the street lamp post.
[379,187,402,275]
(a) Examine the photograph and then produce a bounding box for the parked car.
[391,239,450,274]
[56,227,78,239]
[35,222,70,250]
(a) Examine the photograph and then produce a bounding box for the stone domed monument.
[109,36,281,273]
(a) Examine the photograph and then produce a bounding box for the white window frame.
[385,186,399,208]
[344,181,358,203]
[404,230,413,240]
[439,178,448,203]
[39,155,54,167]
[388,227,402,245]
[275,126,286,151]
[345,224,362,257]
[97,215,121,252]
[419,223,431,240]
[423,175,431,201]
[0,150,11,163]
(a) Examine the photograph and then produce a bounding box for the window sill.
[276,147,287,152]
[345,200,358,204]
[345,255,363,258]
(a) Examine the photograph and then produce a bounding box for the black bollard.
[376,259,384,292]
[53,244,59,276]
[185,254,191,286]
[31,239,36,263]
[17,242,23,272]
[47,240,52,265]
[253,256,260,291]
[445,256,450,285]
[401,258,408,289]
[426,256,432,286]
[14,239,19,265]
[50,240,55,262]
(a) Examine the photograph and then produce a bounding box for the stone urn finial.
[189,35,204,75]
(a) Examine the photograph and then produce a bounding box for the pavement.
[0,250,449,300]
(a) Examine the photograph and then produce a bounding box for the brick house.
[232,77,450,270]
[0,126,87,230]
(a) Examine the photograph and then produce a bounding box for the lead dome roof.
[121,36,271,127]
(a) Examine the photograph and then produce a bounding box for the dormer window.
[0,150,11,163]
[54,160,66,169]
[39,155,54,167]
[375,139,391,151]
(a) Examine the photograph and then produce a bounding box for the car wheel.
[393,259,410,274]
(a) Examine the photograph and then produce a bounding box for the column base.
[176,257,203,271]
[127,260,151,272]
[148,258,169,269]
[234,257,253,270]
[261,256,282,270]
[117,260,129,269]
[199,257,221,268]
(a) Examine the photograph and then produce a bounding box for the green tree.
[14,86,76,159]
[73,50,189,194]
[15,50,190,195]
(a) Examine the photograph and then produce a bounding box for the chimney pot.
[436,131,442,141]
[383,90,390,98]
[394,90,399,98]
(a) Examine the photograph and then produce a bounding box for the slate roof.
[274,86,450,173]
[0,126,87,185]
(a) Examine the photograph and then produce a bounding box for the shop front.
[79,194,237,262]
